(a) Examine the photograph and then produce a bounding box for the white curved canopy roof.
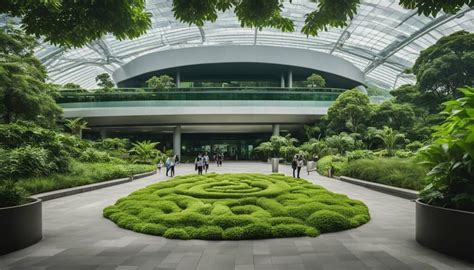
[33,0,474,89]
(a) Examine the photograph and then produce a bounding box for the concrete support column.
[173,125,181,159]
[280,72,285,88]
[288,70,293,88]
[272,124,280,137]
[100,129,108,139]
[176,70,181,88]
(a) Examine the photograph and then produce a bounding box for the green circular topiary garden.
[103,173,370,240]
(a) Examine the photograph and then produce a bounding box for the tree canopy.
[327,89,372,134]
[1,0,471,47]
[412,31,474,99]
[0,24,61,127]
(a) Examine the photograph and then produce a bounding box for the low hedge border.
[32,170,156,202]
[338,176,419,200]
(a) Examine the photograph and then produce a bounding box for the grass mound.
[104,173,370,240]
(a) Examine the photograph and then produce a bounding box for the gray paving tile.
[0,162,473,270]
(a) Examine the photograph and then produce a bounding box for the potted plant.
[0,181,42,255]
[0,145,44,255]
[255,135,298,172]
[416,87,474,262]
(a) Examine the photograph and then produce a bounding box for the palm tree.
[65,118,89,138]
[376,126,405,156]
[128,141,160,164]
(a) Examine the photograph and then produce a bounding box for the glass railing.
[57,87,346,104]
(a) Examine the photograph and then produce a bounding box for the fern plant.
[128,141,161,164]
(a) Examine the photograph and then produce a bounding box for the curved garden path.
[1,162,473,270]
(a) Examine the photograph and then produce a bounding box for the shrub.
[316,155,347,177]
[341,158,427,190]
[0,146,52,179]
[163,228,190,240]
[104,173,370,240]
[0,181,30,207]
[194,226,223,240]
[0,123,72,174]
[79,148,112,163]
[346,150,374,161]
[271,224,318,238]
[223,227,245,240]
[306,210,350,233]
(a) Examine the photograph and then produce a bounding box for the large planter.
[0,198,42,255]
[416,199,474,262]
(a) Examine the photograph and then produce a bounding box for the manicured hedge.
[104,173,370,240]
[341,158,427,190]
[316,155,347,177]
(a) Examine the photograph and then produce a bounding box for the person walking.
[292,154,298,178]
[296,153,305,178]
[157,160,163,174]
[203,152,210,173]
[165,157,171,176]
[170,155,176,177]
[195,153,204,175]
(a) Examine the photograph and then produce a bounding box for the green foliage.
[375,127,406,156]
[342,158,427,190]
[104,173,370,240]
[413,31,474,99]
[306,73,326,88]
[367,85,392,98]
[128,140,161,164]
[64,117,88,137]
[95,73,114,91]
[419,87,474,211]
[0,146,51,179]
[0,24,62,127]
[0,181,30,207]
[306,210,351,233]
[325,133,357,155]
[1,0,152,47]
[400,0,473,16]
[371,101,416,131]
[0,122,73,175]
[146,75,175,90]
[78,148,112,163]
[346,150,374,162]
[327,90,372,134]
[17,161,154,195]
[316,155,347,177]
[254,135,298,159]
[63,83,82,89]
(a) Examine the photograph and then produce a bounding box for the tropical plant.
[79,148,112,163]
[325,133,356,155]
[376,127,405,156]
[65,117,88,138]
[254,135,298,159]
[146,75,175,90]
[0,181,29,207]
[305,73,326,88]
[128,140,161,164]
[419,87,474,211]
[303,125,321,140]
[0,146,52,180]
[299,138,328,158]
[63,83,82,89]
[98,138,129,151]
[0,24,62,127]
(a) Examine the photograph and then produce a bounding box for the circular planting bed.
[104,173,370,240]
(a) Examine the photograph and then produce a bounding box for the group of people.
[194,152,210,175]
[157,155,179,177]
[291,153,305,178]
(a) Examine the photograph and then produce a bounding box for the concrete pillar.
[272,124,280,137]
[173,125,181,159]
[288,70,293,88]
[280,72,285,88]
[100,129,108,139]
[176,70,181,88]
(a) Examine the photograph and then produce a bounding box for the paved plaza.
[1,162,473,270]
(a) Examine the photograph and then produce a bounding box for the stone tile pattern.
[1,162,473,270]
